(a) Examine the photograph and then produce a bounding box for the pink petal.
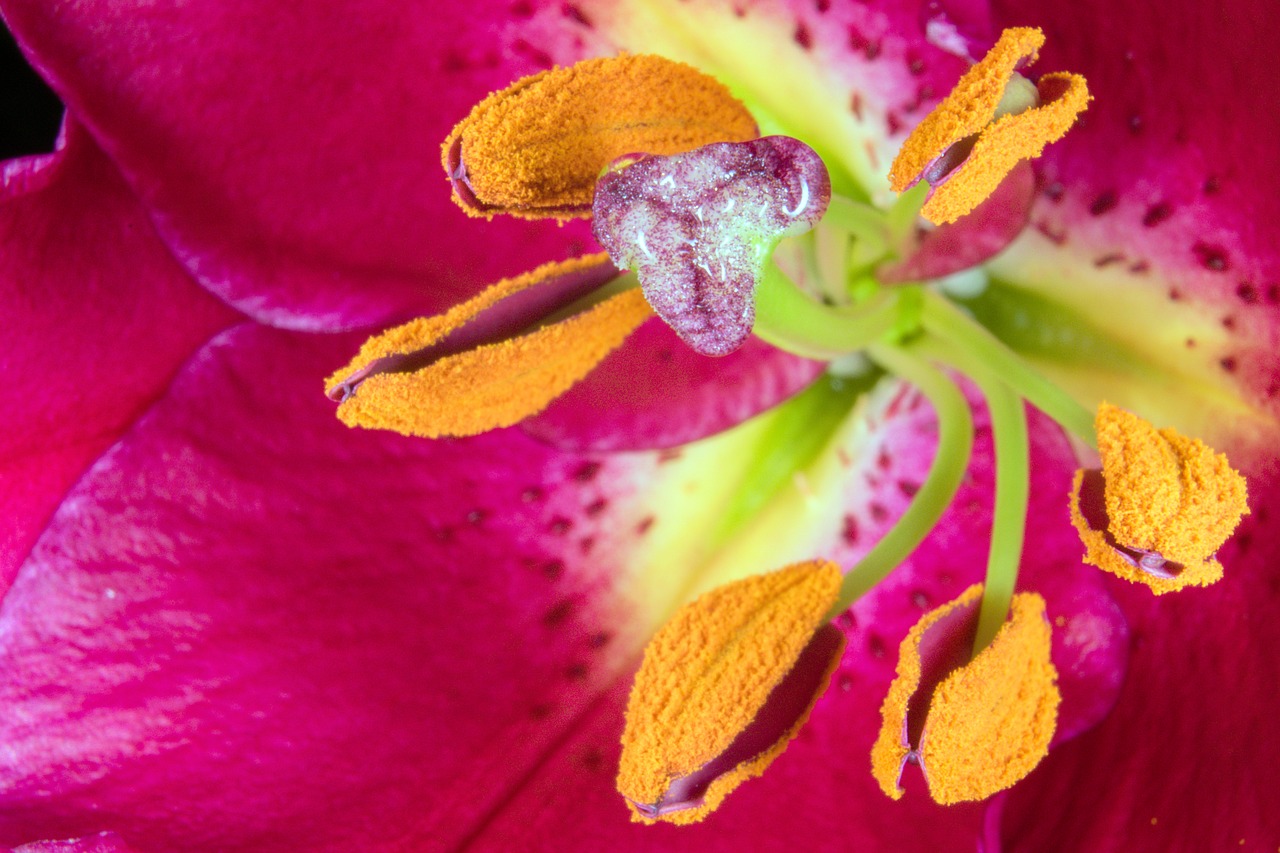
[523,319,824,451]
[0,325,670,851]
[0,119,237,596]
[8,834,136,853]
[1,0,603,329]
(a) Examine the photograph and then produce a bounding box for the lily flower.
[1,2,1277,853]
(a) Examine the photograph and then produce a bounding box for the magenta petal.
[0,118,237,595]
[0,325,676,851]
[523,318,824,451]
[8,834,137,853]
[1,0,599,329]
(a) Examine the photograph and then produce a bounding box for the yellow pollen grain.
[920,72,1089,224]
[442,54,758,220]
[872,585,1060,805]
[332,280,652,438]
[889,27,1045,193]
[325,253,613,393]
[1070,403,1249,594]
[617,561,842,825]
[888,27,1090,224]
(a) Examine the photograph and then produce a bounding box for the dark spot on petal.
[543,559,565,580]
[562,3,592,26]
[1236,531,1253,554]
[1185,337,1196,348]
[1203,176,1221,194]
[575,461,602,482]
[580,747,605,772]
[549,517,573,535]
[1194,242,1229,272]
[794,22,813,50]
[1089,191,1118,216]
[585,497,608,516]
[1169,288,1183,301]
[544,599,574,628]
[580,536,596,555]
[864,40,882,60]
[467,508,488,525]
[1034,221,1066,245]
[530,703,553,720]
[869,634,886,659]
[815,0,830,12]
[1266,283,1280,305]
[909,57,925,75]
[588,631,611,649]
[850,92,864,120]
[842,514,860,545]
[1043,181,1064,202]
[658,448,683,464]
[510,1,534,17]
[1222,315,1237,331]
[1094,253,1125,268]
[877,448,892,470]
[886,111,903,135]
[566,662,590,680]
[512,38,554,69]
[838,673,854,691]
[1129,260,1150,274]
[1127,113,1143,134]
[912,590,931,609]
[898,480,920,498]
[1237,282,1259,304]
[1220,356,1238,373]
[522,487,544,503]
[836,611,856,631]
[869,503,889,523]
[433,526,455,544]
[1142,203,1172,228]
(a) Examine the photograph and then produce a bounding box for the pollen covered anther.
[442,54,758,220]
[871,585,1059,805]
[1069,403,1249,593]
[325,254,652,438]
[889,27,1089,225]
[618,561,844,824]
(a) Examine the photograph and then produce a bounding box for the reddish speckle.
[588,631,611,649]
[1221,315,1237,331]
[529,703,553,720]
[1185,337,1196,348]
[562,3,592,26]
[509,1,534,17]
[877,448,892,470]
[1203,176,1221,194]
[466,508,487,525]
[1142,203,1172,228]
[584,497,608,516]
[886,111,903,136]
[898,480,920,498]
[543,599,574,628]
[1266,283,1280,304]
[549,517,573,535]
[864,40,882,60]
[838,674,854,692]
[543,559,565,580]
[1220,356,1238,373]
[869,503,889,523]
[636,515,655,535]
[1128,113,1143,134]
[842,514,860,545]
[580,747,605,771]
[565,662,589,681]
[522,487,544,503]
[869,635,886,659]
[1043,181,1065,202]
[815,0,830,11]
[1237,282,1259,304]
[1194,243,1229,272]
[574,461,602,482]
[658,448,683,464]
[850,92,864,121]
[1130,260,1150,274]
[911,590,930,609]
[1089,191,1118,216]
[836,611,857,631]
[513,38,554,69]
[580,536,596,555]
[1034,221,1067,245]
[1169,288,1183,301]
[1094,253,1126,269]
[794,22,813,50]
[908,57,925,75]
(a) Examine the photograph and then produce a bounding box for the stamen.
[889,28,1090,224]
[326,254,652,437]
[441,54,758,220]
[871,585,1060,805]
[618,561,843,824]
[1069,404,1249,593]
